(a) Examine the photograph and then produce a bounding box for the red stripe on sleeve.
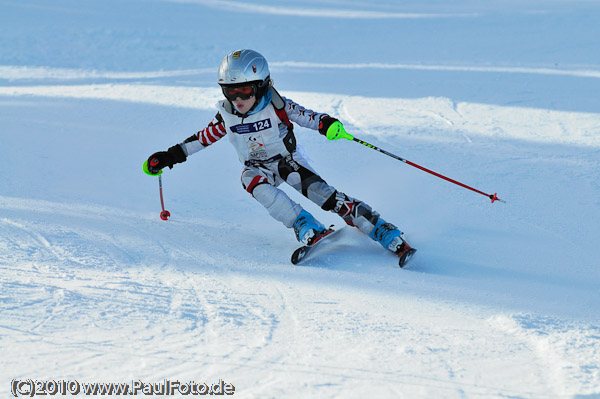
[199,128,210,145]
[198,121,226,146]
[206,129,217,143]
[211,125,225,138]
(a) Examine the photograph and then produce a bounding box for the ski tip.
[290,226,339,265]
[291,247,306,265]
[398,248,417,268]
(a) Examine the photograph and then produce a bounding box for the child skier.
[144,49,414,264]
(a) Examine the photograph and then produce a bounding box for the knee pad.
[241,172,269,196]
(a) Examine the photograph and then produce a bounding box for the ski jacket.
[180,88,327,165]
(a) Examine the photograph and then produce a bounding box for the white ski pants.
[241,151,383,236]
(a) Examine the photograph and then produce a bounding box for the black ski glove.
[318,116,352,141]
[146,144,187,175]
[318,116,338,136]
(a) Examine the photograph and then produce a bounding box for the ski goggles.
[222,84,256,101]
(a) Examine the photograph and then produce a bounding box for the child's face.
[232,95,256,114]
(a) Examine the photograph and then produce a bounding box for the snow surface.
[1,0,600,398]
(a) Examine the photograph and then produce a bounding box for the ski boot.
[369,218,417,268]
[293,209,326,245]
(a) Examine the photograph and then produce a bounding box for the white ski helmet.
[218,49,271,98]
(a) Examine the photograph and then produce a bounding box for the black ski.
[291,226,417,268]
[291,227,338,265]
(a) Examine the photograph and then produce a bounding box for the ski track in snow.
[1,186,599,397]
[1,74,600,396]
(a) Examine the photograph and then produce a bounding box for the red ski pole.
[351,136,505,204]
[158,174,171,220]
[143,159,172,220]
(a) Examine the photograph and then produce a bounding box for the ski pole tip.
[160,210,171,220]
[490,193,506,204]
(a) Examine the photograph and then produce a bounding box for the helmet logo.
[232,50,241,59]
[252,65,257,73]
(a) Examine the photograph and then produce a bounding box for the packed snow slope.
[1,1,599,398]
